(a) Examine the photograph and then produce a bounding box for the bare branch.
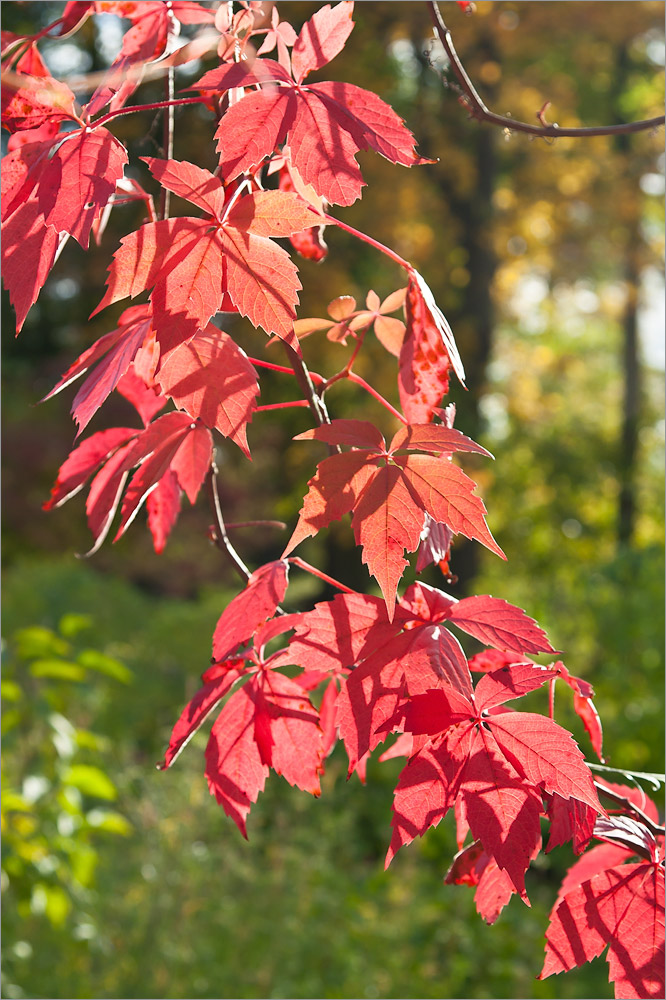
[205,463,251,583]
[427,1,665,139]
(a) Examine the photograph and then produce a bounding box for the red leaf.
[311,80,432,168]
[43,426,137,510]
[1,73,77,132]
[291,2,355,83]
[116,369,167,426]
[551,661,604,761]
[205,683,270,837]
[444,840,535,925]
[286,419,502,611]
[540,860,665,999]
[113,412,200,540]
[1,194,61,332]
[1,137,53,221]
[159,661,243,769]
[472,661,553,709]
[38,128,128,248]
[391,667,602,887]
[386,725,471,866]
[214,89,297,182]
[351,463,425,615]
[485,711,601,811]
[212,560,289,662]
[195,45,427,207]
[43,305,153,434]
[85,440,136,553]
[337,624,472,773]
[389,423,492,457]
[142,156,225,217]
[297,418,386,450]
[255,670,324,793]
[461,726,543,896]
[146,468,181,554]
[546,793,597,855]
[288,88,366,206]
[283,450,376,554]
[399,275,451,421]
[221,216,303,342]
[225,189,323,239]
[468,648,523,673]
[156,326,259,457]
[399,453,505,559]
[415,515,454,574]
[286,591,405,679]
[169,421,212,505]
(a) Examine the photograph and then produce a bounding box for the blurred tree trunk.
[613,43,642,549]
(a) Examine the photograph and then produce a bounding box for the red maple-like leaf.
[1,193,64,332]
[93,158,322,348]
[189,2,430,206]
[287,581,554,779]
[116,368,167,426]
[40,128,128,248]
[43,304,153,435]
[44,409,213,554]
[204,665,324,836]
[386,661,602,892]
[158,658,246,769]
[160,563,325,835]
[540,822,665,999]
[155,324,260,457]
[212,560,290,662]
[284,418,504,614]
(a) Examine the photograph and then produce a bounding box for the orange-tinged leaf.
[142,156,225,218]
[38,127,128,248]
[291,1,355,83]
[221,226,302,343]
[351,463,424,617]
[156,326,259,457]
[225,189,323,239]
[399,453,505,559]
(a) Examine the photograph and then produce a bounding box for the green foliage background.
[2,2,664,998]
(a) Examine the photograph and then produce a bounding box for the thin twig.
[225,520,287,530]
[205,464,251,583]
[427,1,665,139]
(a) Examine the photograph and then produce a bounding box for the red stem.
[255,400,310,411]
[548,678,556,720]
[324,214,411,271]
[247,357,325,386]
[346,372,408,425]
[90,97,208,130]
[289,557,356,595]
